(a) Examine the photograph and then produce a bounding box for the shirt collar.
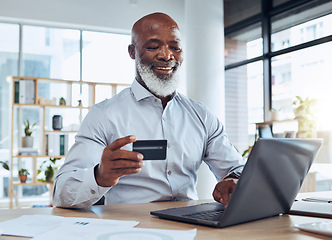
[131,78,181,102]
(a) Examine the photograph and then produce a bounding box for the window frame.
[224,0,332,121]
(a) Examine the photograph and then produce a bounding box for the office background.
[0,0,331,208]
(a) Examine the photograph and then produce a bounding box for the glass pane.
[271,4,332,51]
[225,23,262,66]
[22,26,80,80]
[225,61,263,154]
[272,41,332,168]
[272,41,332,130]
[0,23,19,150]
[224,0,261,27]
[82,31,134,84]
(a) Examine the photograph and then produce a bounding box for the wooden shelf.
[13,103,90,109]
[13,155,66,158]
[13,182,52,186]
[44,130,78,133]
[255,119,298,126]
[9,76,130,208]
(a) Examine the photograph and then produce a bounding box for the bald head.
[128,12,183,98]
[131,12,180,45]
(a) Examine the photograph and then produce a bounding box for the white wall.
[0,0,185,33]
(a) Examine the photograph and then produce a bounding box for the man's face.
[132,18,184,97]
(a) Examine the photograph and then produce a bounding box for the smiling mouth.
[154,66,173,71]
[153,65,176,76]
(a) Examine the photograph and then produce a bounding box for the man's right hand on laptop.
[213,178,238,207]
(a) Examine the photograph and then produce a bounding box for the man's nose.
[157,46,174,61]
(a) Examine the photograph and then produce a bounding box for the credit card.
[133,140,167,160]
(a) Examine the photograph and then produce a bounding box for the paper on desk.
[0,214,139,237]
[32,225,197,240]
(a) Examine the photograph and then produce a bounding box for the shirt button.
[167,170,172,175]
[90,189,96,194]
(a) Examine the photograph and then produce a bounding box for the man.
[53,12,243,208]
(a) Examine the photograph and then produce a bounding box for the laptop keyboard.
[183,209,224,221]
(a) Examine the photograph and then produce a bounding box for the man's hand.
[213,178,238,207]
[95,135,144,187]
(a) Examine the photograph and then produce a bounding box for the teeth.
[155,66,172,70]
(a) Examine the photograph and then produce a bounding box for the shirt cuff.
[222,171,241,180]
[86,165,110,195]
[72,166,110,206]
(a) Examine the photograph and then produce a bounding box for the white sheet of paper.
[0,215,139,237]
[32,225,197,240]
[293,221,332,237]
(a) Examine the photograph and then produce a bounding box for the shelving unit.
[255,119,299,139]
[9,76,130,208]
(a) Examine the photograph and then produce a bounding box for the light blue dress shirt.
[53,80,244,208]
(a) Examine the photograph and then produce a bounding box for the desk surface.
[1,198,332,240]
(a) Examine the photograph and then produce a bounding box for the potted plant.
[18,168,30,183]
[59,97,66,105]
[38,157,61,182]
[270,108,282,121]
[22,119,37,148]
[293,96,317,138]
[0,161,9,171]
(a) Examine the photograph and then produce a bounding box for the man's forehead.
[140,18,179,32]
[140,22,181,39]
[131,13,181,44]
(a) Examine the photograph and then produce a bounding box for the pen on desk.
[302,197,332,203]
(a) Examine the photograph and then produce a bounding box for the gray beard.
[136,56,181,97]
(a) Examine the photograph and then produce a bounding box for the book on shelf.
[15,79,35,104]
[14,81,20,103]
[46,133,69,156]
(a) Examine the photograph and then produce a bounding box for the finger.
[108,159,144,170]
[106,135,137,151]
[104,149,144,162]
[219,180,237,207]
[220,193,230,207]
[110,167,143,175]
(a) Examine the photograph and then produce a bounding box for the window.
[225,61,264,152]
[0,23,19,149]
[82,31,134,84]
[0,22,133,207]
[22,26,80,80]
[224,0,332,191]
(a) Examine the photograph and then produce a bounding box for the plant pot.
[19,174,28,183]
[270,111,281,121]
[22,136,33,148]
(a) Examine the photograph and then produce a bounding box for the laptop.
[151,138,323,228]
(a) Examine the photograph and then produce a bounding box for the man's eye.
[172,47,181,51]
[146,46,158,50]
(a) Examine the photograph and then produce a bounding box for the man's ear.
[128,44,135,59]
